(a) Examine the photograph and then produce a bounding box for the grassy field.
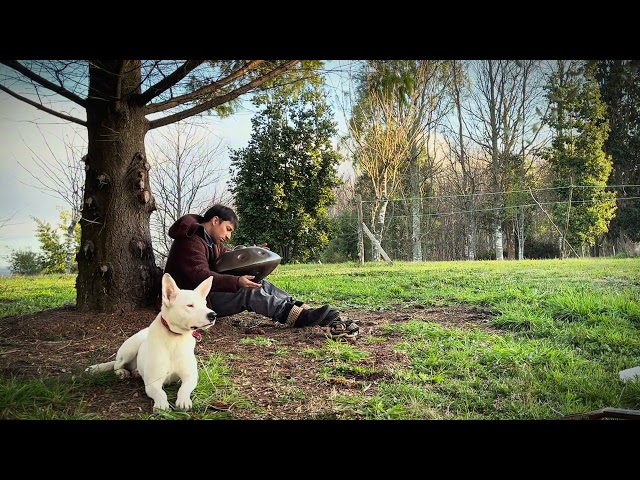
[1,257,640,420]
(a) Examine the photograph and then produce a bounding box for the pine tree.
[543,61,617,256]
[593,60,640,244]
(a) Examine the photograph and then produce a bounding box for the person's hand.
[256,243,270,250]
[238,275,261,289]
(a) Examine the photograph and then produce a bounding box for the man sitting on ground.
[163,204,358,337]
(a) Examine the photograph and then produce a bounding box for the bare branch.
[0,211,20,230]
[0,84,87,127]
[137,60,205,106]
[16,127,85,219]
[0,60,87,107]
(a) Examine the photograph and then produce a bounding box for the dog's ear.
[194,275,214,298]
[162,273,180,304]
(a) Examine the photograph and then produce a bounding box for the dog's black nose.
[207,311,217,322]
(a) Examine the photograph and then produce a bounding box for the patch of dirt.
[0,304,497,419]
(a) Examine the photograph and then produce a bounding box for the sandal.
[326,319,360,341]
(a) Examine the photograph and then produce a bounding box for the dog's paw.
[114,368,131,379]
[153,399,172,411]
[176,397,193,410]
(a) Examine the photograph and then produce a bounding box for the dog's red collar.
[161,316,201,341]
[161,316,182,335]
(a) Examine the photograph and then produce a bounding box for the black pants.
[207,279,294,321]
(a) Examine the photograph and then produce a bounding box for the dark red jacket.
[163,214,240,306]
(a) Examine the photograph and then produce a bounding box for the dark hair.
[202,204,238,229]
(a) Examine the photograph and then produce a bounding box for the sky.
[0,61,353,268]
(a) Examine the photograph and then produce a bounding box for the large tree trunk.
[76,61,161,313]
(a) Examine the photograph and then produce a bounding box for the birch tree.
[344,61,445,261]
[465,60,545,260]
[346,81,413,261]
[396,61,453,262]
[443,60,480,260]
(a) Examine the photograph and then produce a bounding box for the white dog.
[86,273,216,411]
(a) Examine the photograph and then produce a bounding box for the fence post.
[357,195,365,265]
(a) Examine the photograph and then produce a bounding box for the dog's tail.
[85,361,117,374]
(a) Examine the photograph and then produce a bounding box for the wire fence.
[345,184,640,262]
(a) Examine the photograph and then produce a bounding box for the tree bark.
[76,61,161,313]
[494,224,504,261]
[372,196,388,262]
[357,196,365,264]
[505,224,516,260]
[65,220,76,274]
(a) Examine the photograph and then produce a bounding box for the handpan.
[213,246,282,282]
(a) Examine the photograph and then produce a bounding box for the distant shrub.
[476,249,496,261]
[525,240,561,259]
[9,250,43,275]
[320,213,359,264]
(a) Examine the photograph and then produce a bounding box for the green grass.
[2,257,640,420]
[0,375,97,420]
[0,274,76,316]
